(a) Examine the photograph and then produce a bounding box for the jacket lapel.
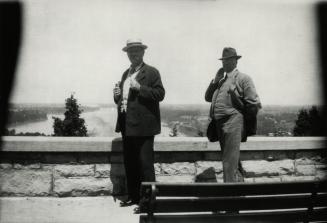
[121,70,129,85]
[135,64,147,82]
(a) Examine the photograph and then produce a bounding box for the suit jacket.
[114,63,165,136]
[205,69,261,141]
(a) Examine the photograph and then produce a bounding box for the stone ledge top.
[0,136,326,152]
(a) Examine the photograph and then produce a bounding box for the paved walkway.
[0,197,139,223]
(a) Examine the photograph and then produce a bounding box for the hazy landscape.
[5,103,318,137]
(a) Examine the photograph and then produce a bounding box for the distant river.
[8,107,171,137]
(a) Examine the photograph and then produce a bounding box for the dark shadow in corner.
[0,1,22,145]
[0,0,22,218]
[317,3,327,165]
[110,137,128,203]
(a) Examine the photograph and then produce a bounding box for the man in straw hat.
[205,47,261,182]
[113,39,165,206]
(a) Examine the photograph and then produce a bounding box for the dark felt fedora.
[122,39,147,52]
[219,47,242,60]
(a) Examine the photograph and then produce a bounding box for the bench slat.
[149,194,327,213]
[139,208,327,223]
[141,180,327,197]
[139,180,327,223]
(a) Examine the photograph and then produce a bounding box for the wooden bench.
[139,180,327,223]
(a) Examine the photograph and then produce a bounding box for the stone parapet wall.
[0,157,326,197]
[0,137,326,197]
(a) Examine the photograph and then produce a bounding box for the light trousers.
[215,112,244,182]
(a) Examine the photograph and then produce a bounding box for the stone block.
[154,163,161,175]
[281,175,316,182]
[315,165,327,180]
[315,164,327,171]
[316,158,327,165]
[0,169,52,196]
[316,170,327,180]
[54,177,113,196]
[0,163,12,169]
[156,175,194,183]
[95,164,125,178]
[95,164,111,178]
[195,161,222,180]
[295,157,316,165]
[13,163,41,169]
[242,160,295,177]
[54,165,94,177]
[295,165,316,176]
[253,177,281,183]
[161,162,196,175]
[42,164,54,171]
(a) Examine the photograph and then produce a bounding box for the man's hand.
[213,68,225,83]
[113,82,121,100]
[130,78,141,91]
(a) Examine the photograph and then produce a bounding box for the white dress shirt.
[121,63,143,112]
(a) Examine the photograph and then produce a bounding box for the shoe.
[120,199,137,207]
[133,206,140,214]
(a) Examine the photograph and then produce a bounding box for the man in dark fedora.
[113,39,165,206]
[205,47,261,182]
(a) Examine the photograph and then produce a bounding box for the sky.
[10,0,324,106]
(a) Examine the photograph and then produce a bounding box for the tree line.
[3,95,325,137]
[293,106,325,136]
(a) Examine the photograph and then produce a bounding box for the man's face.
[127,47,144,66]
[222,57,237,73]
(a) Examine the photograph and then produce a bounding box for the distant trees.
[293,106,325,136]
[3,128,46,136]
[52,94,87,136]
[257,115,277,135]
[169,123,179,137]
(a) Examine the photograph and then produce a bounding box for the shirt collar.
[129,62,144,73]
[226,68,237,78]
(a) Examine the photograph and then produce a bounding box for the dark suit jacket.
[114,63,165,136]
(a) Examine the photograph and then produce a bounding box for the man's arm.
[138,69,165,102]
[205,81,219,102]
[205,68,224,102]
[238,75,262,117]
[241,75,261,109]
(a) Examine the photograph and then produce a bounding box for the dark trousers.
[215,112,244,182]
[122,135,155,203]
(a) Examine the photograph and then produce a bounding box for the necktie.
[129,67,136,75]
[217,74,227,89]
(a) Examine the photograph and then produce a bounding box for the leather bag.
[206,119,219,142]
